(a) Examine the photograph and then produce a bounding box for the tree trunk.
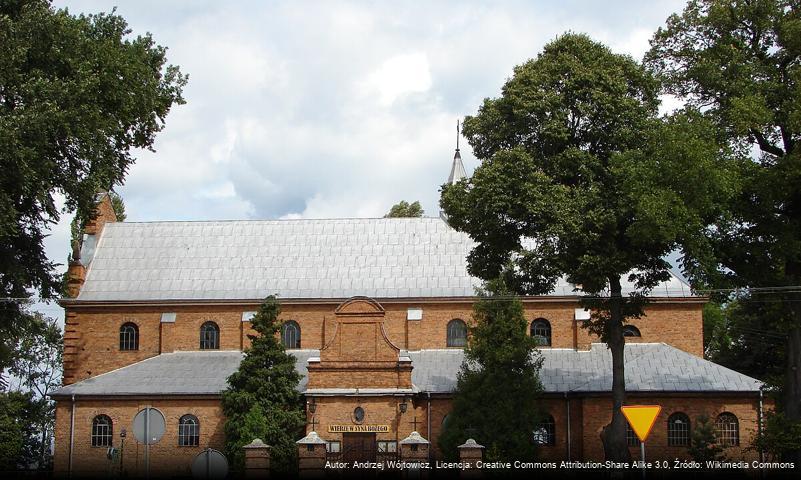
[601,277,632,462]
[783,319,801,463]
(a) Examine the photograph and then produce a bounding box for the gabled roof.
[406,343,762,394]
[73,218,692,302]
[50,350,316,397]
[50,344,760,398]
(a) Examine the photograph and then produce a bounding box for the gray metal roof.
[51,344,759,398]
[50,349,317,397]
[75,218,691,302]
[405,343,762,393]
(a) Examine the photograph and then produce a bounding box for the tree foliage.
[753,411,801,461]
[384,200,424,218]
[704,298,786,387]
[0,391,38,471]
[0,312,60,471]
[646,0,801,294]
[688,414,725,463]
[441,33,730,461]
[438,280,543,461]
[647,0,801,461]
[0,0,185,374]
[221,296,304,474]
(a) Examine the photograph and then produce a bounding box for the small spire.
[447,119,467,185]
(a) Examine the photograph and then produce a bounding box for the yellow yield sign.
[621,405,662,442]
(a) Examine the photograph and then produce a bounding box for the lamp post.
[119,428,126,477]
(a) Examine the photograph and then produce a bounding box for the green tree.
[384,200,424,218]
[646,0,801,461]
[221,296,304,474]
[7,314,62,470]
[0,0,186,377]
[705,297,786,387]
[688,414,725,463]
[0,391,37,471]
[753,411,801,461]
[441,33,731,461]
[438,280,543,461]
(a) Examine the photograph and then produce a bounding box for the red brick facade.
[61,298,704,386]
[54,398,225,477]
[52,216,759,477]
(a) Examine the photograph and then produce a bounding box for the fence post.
[243,438,271,478]
[457,439,484,477]
[296,431,327,478]
[399,431,430,478]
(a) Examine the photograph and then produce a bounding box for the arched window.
[91,415,113,447]
[199,321,219,350]
[281,321,301,349]
[533,415,556,446]
[530,319,552,346]
[715,412,739,446]
[622,325,641,338]
[667,412,691,446]
[119,322,139,351]
[446,319,467,347]
[626,422,641,447]
[178,414,200,446]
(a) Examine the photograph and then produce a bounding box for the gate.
[325,435,400,466]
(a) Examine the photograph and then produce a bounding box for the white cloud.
[38,0,691,314]
[362,53,433,106]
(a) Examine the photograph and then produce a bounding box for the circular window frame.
[352,406,365,424]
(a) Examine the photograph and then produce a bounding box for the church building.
[51,148,765,477]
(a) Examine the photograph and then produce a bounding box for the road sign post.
[640,442,645,478]
[133,407,166,479]
[621,405,662,479]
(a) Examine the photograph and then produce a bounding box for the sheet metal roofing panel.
[52,344,759,398]
[76,218,692,302]
[50,349,317,397]
[404,344,761,394]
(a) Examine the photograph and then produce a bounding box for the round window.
[353,406,365,423]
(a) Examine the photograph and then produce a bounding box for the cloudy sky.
[36,0,688,318]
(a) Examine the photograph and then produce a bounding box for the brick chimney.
[64,192,118,299]
[83,192,117,235]
[65,257,86,298]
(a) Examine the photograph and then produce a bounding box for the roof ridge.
[106,217,448,225]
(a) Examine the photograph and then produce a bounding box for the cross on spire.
[307,416,319,432]
[456,119,460,152]
[410,416,420,431]
[447,119,467,185]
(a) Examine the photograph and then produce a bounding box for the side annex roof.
[50,344,760,398]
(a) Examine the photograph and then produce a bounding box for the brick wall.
[54,393,765,475]
[578,396,762,462]
[575,303,704,355]
[64,298,704,384]
[53,398,225,477]
[303,395,452,459]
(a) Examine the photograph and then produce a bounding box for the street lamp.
[119,428,127,476]
[308,398,316,414]
[399,398,408,414]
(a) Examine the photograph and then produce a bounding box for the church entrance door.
[342,433,376,464]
